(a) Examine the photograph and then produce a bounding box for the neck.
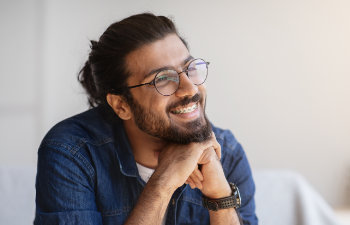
[123,119,166,169]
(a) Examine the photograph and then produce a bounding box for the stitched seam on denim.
[182,197,202,206]
[41,140,96,184]
[42,140,78,154]
[79,137,114,146]
[101,207,132,216]
[74,148,95,182]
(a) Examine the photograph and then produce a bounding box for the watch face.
[230,183,241,208]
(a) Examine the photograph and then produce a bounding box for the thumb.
[210,132,221,159]
[197,147,216,165]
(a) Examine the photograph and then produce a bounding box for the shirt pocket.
[101,207,132,225]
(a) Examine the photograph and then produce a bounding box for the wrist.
[201,160,232,198]
[203,182,231,199]
[202,182,242,212]
[148,168,178,195]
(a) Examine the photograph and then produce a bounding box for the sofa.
[0,165,340,225]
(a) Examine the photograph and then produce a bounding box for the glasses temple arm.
[128,81,153,89]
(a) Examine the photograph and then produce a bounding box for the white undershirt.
[136,162,154,183]
[136,163,168,225]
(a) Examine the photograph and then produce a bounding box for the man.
[35,13,257,225]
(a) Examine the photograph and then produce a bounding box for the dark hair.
[78,13,187,108]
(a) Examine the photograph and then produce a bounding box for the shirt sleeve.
[35,140,102,225]
[219,131,258,225]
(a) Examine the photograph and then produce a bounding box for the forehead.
[125,34,190,83]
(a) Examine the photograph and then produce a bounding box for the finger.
[187,177,196,189]
[197,147,214,165]
[211,132,221,159]
[214,145,221,160]
[193,167,204,181]
[186,176,194,185]
[185,178,192,186]
[185,176,194,184]
[189,173,203,189]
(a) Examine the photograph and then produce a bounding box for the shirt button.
[172,199,175,205]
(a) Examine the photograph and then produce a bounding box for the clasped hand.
[154,132,231,199]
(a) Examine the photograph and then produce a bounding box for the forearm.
[124,175,174,225]
[200,148,241,225]
[209,209,241,225]
[206,185,241,225]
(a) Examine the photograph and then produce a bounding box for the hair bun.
[90,40,98,50]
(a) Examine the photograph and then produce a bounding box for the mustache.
[167,93,202,111]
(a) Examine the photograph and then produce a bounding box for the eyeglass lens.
[154,58,208,96]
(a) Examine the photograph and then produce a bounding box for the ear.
[106,94,132,120]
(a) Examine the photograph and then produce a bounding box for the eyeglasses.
[127,58,209,96]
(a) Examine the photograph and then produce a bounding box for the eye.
[155,75,179,83]
[187,67,197,72]
[156,75,168,81]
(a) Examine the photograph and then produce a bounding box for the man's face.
[124,34,211,144]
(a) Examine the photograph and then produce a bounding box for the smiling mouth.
[170,102,198,114]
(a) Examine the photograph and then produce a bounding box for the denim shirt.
[35,107,258,225]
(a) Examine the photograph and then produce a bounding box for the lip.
[169,102,200,120]
[170,102,197,113]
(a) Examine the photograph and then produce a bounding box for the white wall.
[0,0,43,165]
[1,0,349,207]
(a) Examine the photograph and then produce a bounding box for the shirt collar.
[113,118,139,178]
[97,106,139,178]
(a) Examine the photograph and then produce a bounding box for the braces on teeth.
[173,104,198,114]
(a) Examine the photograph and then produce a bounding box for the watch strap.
[202,182,241,211]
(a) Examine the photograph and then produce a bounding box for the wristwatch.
[202,182,241,211]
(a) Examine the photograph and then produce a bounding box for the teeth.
[172,103,198,114]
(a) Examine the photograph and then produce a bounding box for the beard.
[126,93,212,144]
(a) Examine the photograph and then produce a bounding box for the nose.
[175,72,198,97]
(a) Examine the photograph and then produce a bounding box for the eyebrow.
[143,55,194,80]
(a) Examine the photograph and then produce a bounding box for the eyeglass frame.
[125,58,209,96]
